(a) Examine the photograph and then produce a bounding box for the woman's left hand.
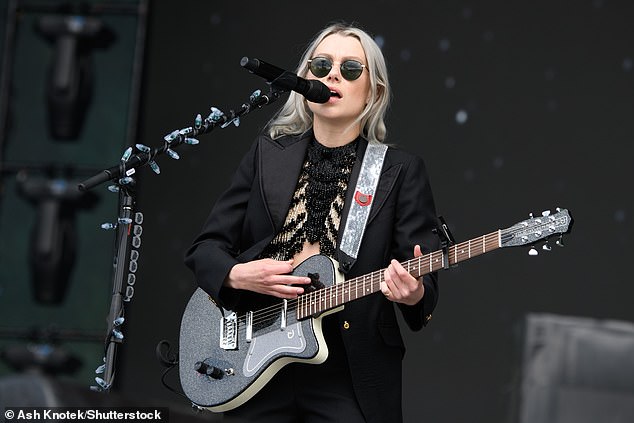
[381,244,425,305]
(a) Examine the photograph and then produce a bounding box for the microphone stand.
[79,87,284,393]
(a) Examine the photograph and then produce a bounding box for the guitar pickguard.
[243,322,306,376]
[179,254,342,411]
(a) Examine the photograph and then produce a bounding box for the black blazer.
[185,131,440,422]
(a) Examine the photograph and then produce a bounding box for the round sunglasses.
[307,57,366,81]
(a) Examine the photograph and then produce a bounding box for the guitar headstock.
[500,208,573,252]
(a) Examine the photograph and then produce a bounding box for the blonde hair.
[267,22,390,144]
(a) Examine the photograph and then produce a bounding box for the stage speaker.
[517,313,634,423]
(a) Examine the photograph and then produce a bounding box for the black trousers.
[222,316,366,423]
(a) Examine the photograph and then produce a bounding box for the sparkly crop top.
[260,137,358,261]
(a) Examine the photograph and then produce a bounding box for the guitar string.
[220,221,566,333]
[227,228,537,331]
[241,245,470,329]
[229,273,385,333]
[237,231,522,329]
[226,240,490,332]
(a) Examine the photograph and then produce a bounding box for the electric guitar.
[179,208,573,411]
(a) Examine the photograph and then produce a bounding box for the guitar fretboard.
[296,231,500,319]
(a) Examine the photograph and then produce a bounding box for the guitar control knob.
[194,361,224,379]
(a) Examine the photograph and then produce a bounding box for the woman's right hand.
[224,259,311,299]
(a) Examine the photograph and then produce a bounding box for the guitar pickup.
[281,299,287,330]
[245,311,253,343]
[219,312,237,350]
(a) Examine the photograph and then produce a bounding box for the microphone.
[240,57,331,104]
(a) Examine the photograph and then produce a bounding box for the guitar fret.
[298,295,302,319]
[295,230,505,320]
[299,295,307,318]
[320,288,325,311]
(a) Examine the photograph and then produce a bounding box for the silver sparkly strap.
[340,142,388,259]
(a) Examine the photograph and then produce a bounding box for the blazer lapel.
[259,133,311,232]
[259,134,400,262]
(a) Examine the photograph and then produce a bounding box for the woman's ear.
[369,84,384,104]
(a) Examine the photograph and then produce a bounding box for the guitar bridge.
[219,312,237,350]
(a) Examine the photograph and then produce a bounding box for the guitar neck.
[296,231,501,319]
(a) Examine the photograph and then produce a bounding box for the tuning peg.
[529,246,538,256]
[542,210,551,216]
[529,213,534,218]
[542,243,552,251]
[194,113,202,129]
[556,235,565,247]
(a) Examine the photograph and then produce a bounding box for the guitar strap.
[338,142,388,274]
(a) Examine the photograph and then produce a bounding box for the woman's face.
[306,33,371,130]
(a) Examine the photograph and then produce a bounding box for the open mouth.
[330,91,341,98]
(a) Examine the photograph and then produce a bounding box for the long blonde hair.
[267,22,390,144]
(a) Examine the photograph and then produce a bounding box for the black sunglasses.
[307,57,366,81]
